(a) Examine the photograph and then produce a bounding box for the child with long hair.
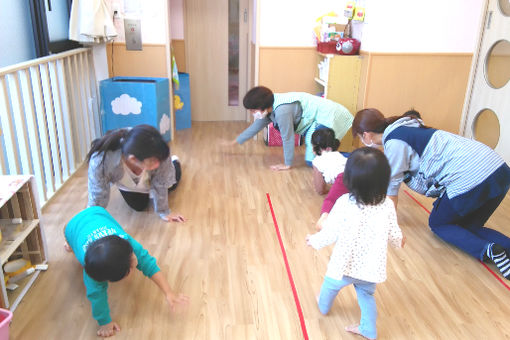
[306,147,404,339]
[86,124,185,222]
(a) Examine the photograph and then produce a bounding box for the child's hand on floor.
[162,212,186,223]
[97,321,120,337]
[166,292,190,312]
[270,164,291,171]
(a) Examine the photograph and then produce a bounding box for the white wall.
[106,0,167,44]
[259,0,349,47]
[361,0,485,53]
[258,0,485,53]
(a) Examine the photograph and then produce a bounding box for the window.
[0,0,80,68]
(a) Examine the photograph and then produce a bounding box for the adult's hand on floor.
[219,139,238,148]
[162,212,186,222]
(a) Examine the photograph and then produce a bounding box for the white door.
[461,0,510,162]
[184,0,249,121]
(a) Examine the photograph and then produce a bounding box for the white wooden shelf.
[315,53,362,152]
[0,220,40,264]
[314,77,327,87]
[0,175,47,310]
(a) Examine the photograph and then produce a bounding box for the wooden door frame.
[460,0,489,135]
[183,0,255,121]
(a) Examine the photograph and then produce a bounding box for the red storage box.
[317,38,360,55]
[264,123,301,147]
[317,41,338,54]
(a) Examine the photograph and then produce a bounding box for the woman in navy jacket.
[351,108,510,280]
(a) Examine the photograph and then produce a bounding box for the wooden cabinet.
[0,175,47,310]
[315,53,362,152]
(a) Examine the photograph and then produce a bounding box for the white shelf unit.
[0,175,48,310]
[314,53,362,152]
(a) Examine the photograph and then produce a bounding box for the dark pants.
[119,159,182,211]
[429,192,510,260]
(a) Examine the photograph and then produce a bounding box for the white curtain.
[69,0,117,44]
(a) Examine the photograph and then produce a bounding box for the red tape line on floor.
[266,193,309,340]
[403,189,510,291]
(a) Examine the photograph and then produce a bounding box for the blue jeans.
[429,192,510,260]
[318,276,377,339]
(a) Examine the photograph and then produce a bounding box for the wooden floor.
[10,122,510,339]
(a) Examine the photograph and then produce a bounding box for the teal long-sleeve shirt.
[65,206,160,325]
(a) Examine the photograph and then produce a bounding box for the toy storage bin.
[174,73,191,130]
[0,308,13,340]
[99,77,171,142]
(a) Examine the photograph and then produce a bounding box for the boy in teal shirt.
[64,206,188,337]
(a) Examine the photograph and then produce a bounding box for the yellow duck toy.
[173,95,184,110]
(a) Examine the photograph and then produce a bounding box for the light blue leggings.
[318,276,377,339]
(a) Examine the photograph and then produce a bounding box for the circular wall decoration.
[473,108,500,149]
[485,39,510,88]
[499,0,510,16]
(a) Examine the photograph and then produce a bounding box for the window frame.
[29,0,81,58]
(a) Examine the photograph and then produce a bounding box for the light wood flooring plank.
[10,122,510,339]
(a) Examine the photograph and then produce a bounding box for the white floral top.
[312,151,347,184]
[308,194,403,283]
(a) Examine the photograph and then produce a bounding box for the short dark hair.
[311,127,340,156]
[85,235,133,282]
[343,147,391,206]
[243,86,274,110]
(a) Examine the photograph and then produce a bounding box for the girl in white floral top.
[306,147,405,340]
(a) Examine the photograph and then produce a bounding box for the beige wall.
[258,47,317,93]
[361,52,473,134]
[107,42,474,134]
[106,42,168,78]
[171,39,187,73]
[258,47,473,134]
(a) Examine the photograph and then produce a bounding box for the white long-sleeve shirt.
[308,194,403,283]
[312,151,347,184]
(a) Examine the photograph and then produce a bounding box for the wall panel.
[171,39,186,73]
[258,47,317,93]
[106,43,167,78]
[362,52,473,133]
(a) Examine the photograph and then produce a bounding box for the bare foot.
[64,242,72,252]
[345,324,375,340]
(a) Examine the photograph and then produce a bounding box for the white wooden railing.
[0,48,101,206]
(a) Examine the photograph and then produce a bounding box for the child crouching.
[64,206,188,337]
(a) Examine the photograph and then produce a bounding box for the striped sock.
[487,243,510,280]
